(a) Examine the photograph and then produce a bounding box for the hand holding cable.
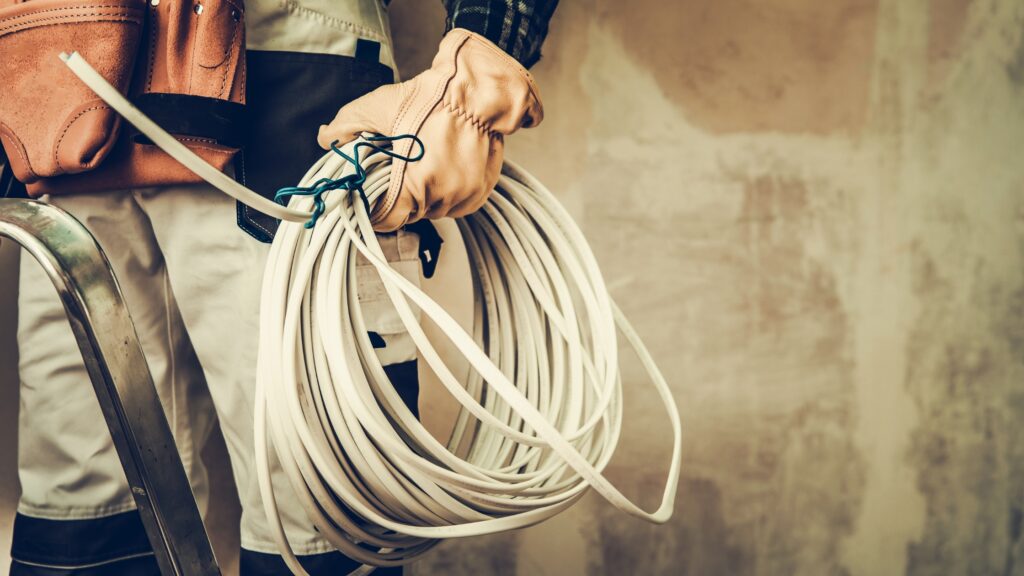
[317,28,544,231]
[61,48,682,576]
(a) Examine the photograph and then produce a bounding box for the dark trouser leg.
[239,550,403,576]
[9,511,159,576]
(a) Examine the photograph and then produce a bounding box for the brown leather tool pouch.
[0,0,145,186]
[0,0,247,196]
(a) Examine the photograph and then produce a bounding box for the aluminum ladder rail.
[0,198,221,575]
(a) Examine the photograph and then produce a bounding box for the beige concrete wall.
[2,0,1023,574]
[399,0,1024,574]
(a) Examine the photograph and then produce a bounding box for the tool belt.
[0,0,245,196]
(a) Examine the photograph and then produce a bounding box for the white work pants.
[16,184,421,556]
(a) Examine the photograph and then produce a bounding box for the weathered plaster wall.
[398,0,1024,575]
[0,1,1022,575]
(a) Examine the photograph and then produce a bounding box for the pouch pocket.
[21,0,247,197]
[0,0,145,184]
[146,0,245,101]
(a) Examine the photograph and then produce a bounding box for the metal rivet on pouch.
[150,0,159,6]
[194,2,203,14]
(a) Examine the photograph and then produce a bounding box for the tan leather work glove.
[317,28,544,232]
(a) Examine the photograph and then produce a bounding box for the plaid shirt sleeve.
[441,0,560,68]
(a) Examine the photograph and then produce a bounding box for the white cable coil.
[62,52,683,576]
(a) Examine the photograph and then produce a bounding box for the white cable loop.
[62,52,683,576]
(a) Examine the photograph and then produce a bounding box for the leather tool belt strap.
[0,0,246,197]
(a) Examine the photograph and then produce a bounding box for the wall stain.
[997,283,1024,576]
[585,476,752,576]
[504,0,593,210]
[597,165,863,575]
[1007,506,1023,576]
[904,244,1024,576]
[737,175,813,330]
[598,0,878,134]
[927,0,972,89]
[1007,27,1024,87]
[410,532,520,576]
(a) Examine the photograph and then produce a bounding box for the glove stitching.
[440,99,498,139]
[0,12,137,33]
[0,4,141,27]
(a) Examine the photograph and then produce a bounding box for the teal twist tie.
[274,134,425,229]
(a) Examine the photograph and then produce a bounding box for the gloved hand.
[317,28,544,232]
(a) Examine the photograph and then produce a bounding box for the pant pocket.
[358,230,422,366]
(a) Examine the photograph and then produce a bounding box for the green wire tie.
[274,133,425,229]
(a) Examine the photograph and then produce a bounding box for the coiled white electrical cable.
[63,52,682,576]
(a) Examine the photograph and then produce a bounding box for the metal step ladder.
[0,197,222,575]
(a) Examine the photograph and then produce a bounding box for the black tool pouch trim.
[1,146,28,200]
[130,93,247,148]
